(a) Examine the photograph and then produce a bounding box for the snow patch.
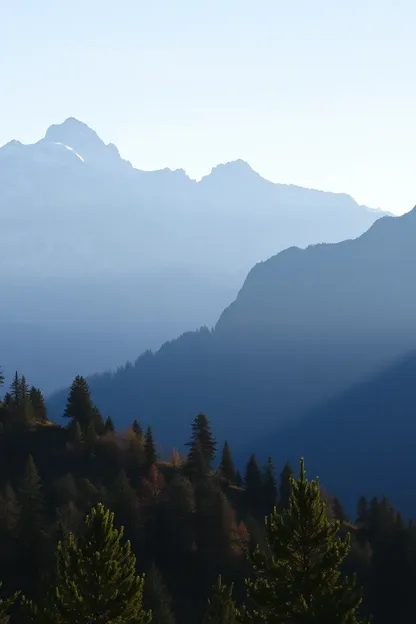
[53,142,85,162]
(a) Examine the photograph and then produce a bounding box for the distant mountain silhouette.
[48,206,416,471]
[1,117,388,278]
[1,117,389,392]
[248,349,416,516]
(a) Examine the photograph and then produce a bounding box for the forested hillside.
[1,370,415,623]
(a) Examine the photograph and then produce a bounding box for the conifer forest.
[0,370,413,623]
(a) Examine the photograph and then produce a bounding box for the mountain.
[1,117,387,278]
[249,349,416,516]
[48,207,416,468]
[1,118,388,392]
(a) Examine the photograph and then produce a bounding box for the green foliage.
[278,461,293,511]
[104,416,115,434]
[239,458,369,623]
[0,582,19,624]
[186,414,216,476]
[203,575,237,624]
[64,375,100,434]
[29,387,47,423]
[219,441,237,483]
[6,372,34,425]
[37,503,152,623]
[332,495,347,523]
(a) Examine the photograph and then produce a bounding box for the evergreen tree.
[132,419,143,438]
[9,372,22,404]
[145,426,157,468]
[0,583,19,624]
[235,470,243,487]
[64,376,97,434]
[8,372,33,425]
[186,440,209,480]
[143,564,175,624]
[278,461,293,511]
[244,454,262,511]
[186,414,216,472]
[29,386,47,423]
[261,457,278,515]
[17,455,45,536]
[239,458,370,623]
[35,503,152,624]
[103,416,115,434]
[203,575,237,624]
[0,368,4,387]
[219,441,237,483]
[332,496,347,523]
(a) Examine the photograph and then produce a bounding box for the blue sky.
[1,0,415,214]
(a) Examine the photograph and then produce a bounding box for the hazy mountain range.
[1,117,388,392]
[47,205,416,511]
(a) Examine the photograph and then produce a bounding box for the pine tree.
[278,461,293,511]
[244,454,262,510]
[332,496,347,523]
[0,583,19,624]
[103,416,115,434]
[132,419,143,437]
[219,441,237,483]
[143,564,175,624]
[0,368,4,387]
[145,426,157,468]
[8,372,33,425]
[261,457,278,515]
[64,376,97,434]
[235,470,243,487]
[203,575,237,624]
[17,455,45,536]
[36,503,152,624]
[186,414,216,473]
[239,458,370,623]
[186,440,209,480]
[29,386,47,423]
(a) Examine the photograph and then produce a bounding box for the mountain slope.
[248,349,416,516]
[47,206,416,456]
[1,117,389,392]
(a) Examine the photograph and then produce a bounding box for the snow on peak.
[53,142,85,162]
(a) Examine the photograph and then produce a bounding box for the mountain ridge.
[1,116,394,394]
[47,200,416,459]
[0,117,391,215]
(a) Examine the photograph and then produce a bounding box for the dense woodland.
[0,369,415,622]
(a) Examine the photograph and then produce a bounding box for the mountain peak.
[201,159,262,183]
[44,118,104,151]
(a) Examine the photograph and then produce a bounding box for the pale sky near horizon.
[1,0,415,215]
